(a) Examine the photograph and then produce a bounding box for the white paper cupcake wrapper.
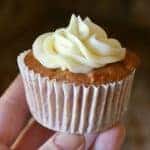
[17,50,135,134]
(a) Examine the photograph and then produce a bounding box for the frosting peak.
[33,14,126,73]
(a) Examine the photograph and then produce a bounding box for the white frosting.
[33,14,126,73]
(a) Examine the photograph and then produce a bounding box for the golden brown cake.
[25,50,139,85]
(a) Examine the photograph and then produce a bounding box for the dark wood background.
[0,0,150,149]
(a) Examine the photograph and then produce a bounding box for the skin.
[0,75,125,150]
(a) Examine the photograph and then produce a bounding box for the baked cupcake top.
[32,14,126,74]
[25,14,139,85]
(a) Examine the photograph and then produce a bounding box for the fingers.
[39,124,125,150]
[11,119,54,150]
[0,75,30,146]
[92,124,126,150]
[39,133,85,150]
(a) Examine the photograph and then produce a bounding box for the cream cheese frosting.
[33,14,126,73]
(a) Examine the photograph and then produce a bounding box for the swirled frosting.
[33,14,126,73]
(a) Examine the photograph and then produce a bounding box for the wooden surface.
[0,1,150,149]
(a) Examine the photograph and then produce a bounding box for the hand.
[0,75,125,150]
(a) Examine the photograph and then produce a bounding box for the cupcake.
[17,14,139,134]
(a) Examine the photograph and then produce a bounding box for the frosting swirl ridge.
[33,14,126,73]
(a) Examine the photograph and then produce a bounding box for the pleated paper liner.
[18,50,135,134]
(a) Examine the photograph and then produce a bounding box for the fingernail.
[39,137,61,150]
[54,133,85,150]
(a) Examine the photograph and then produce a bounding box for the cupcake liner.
[17,50,135,134]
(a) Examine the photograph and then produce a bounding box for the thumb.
[39,132,85,150]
